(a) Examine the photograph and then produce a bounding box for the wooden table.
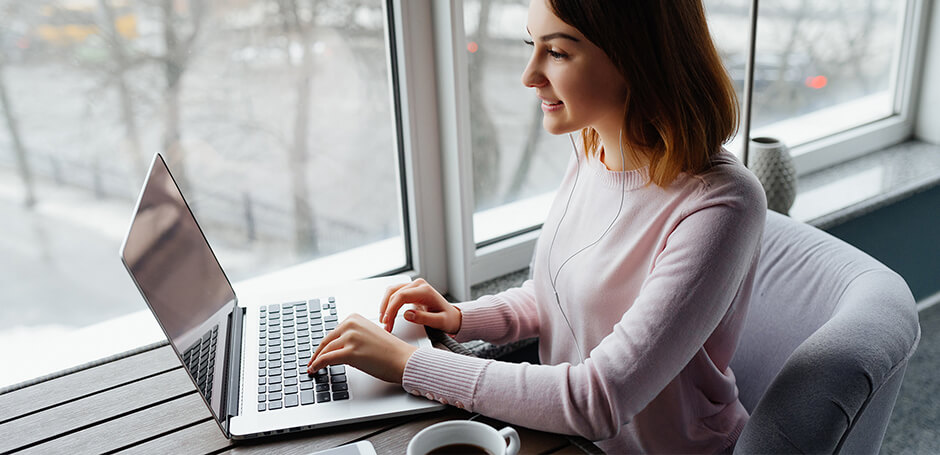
[0,343,602,454]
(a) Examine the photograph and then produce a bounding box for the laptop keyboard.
[257,298,349,412]
[182,324,218,401]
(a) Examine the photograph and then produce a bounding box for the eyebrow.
[526,27,581,43]
[540,32,580,43]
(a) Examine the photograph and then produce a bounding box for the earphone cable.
[547,131,628,364]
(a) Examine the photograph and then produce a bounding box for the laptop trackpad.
[388,315,430,346]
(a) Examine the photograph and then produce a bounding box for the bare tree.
[330,0,386,109]
[276,0,320,255]
[831,0,880,94]
[95,0,146,180]
[149,0,207,194]
[760,0,812,114]
[0,53,37,208]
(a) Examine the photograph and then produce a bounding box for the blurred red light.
[467,41,479,53]
[805,75,828,89]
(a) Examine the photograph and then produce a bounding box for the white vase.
[749,137,797,215]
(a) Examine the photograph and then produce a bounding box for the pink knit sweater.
[402,149,767,453]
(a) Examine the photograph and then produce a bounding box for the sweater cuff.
[402,347,491,411]
[453,296,511,343]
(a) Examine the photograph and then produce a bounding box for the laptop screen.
[120,153,236,425]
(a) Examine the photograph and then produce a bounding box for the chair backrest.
[731,211,920,454]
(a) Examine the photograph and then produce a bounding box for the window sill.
[791,139,940,230]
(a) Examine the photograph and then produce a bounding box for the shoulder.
[684,150,766,214]
[662,150,767,237]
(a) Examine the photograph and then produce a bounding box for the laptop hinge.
[222,304,245,433]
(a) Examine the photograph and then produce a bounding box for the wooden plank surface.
[366,408,475,454]
[366,410,581,454]
[566,436,605,455]
[470,415,574,455]
[548,445,596,454]
[0,345,180,423]
[1,343,599,454]
[20,392,212,455]
[222,410,453,455]
[118,419,234,455]
[0,368,195,453]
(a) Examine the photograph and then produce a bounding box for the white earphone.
[546,130,627,364]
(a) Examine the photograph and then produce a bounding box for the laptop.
[119,153,444,439]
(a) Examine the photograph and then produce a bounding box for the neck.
[596,127,647,172]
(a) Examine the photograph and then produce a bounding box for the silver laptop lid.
[119,153,237,433]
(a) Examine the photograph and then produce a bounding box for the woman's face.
[521,0,628,136]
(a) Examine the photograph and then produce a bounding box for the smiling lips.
[540,98,564,112]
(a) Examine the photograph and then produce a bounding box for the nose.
[521,53,546,88]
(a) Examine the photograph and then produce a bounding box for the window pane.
[464,0,571,245]
[748,0,903,148]
[704,0,750,157]
[0,0,404,387]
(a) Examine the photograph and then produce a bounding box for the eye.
[523,39,567,60]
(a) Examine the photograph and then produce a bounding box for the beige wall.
[915,0,940,144]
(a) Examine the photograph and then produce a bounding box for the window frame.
[392,0,933,300]
[768,0,932,175]
[1,0,930,318]
[389,0,450,291]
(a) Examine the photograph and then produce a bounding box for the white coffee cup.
[407,420,520,455]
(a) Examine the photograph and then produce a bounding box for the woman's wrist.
[449,306,463,336]
[397,343,419,384]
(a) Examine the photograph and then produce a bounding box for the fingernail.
[404,311,413,321]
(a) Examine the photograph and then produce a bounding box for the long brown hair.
[548,0,739,187]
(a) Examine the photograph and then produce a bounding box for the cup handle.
[499,427,520,455]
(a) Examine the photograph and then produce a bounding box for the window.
[0,0,407,387]
[462,0,570,246]
[444,0,928,294]
[0,0,930,387]
[707,0,924,172]
[750,1,905,146]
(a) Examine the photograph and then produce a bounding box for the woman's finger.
[308,347,354,374]
[307,333,344,372]
[378,282,411,323]
[380,280,421,324]
[404,309,444,327]
[383,285,437,332]
[308,322,345,367]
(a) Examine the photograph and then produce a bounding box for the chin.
[542,118,578,136]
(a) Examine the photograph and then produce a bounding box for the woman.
[308,0,767,452]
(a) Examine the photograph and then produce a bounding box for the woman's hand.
[306,313,417,384]
[379,278,462,335]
